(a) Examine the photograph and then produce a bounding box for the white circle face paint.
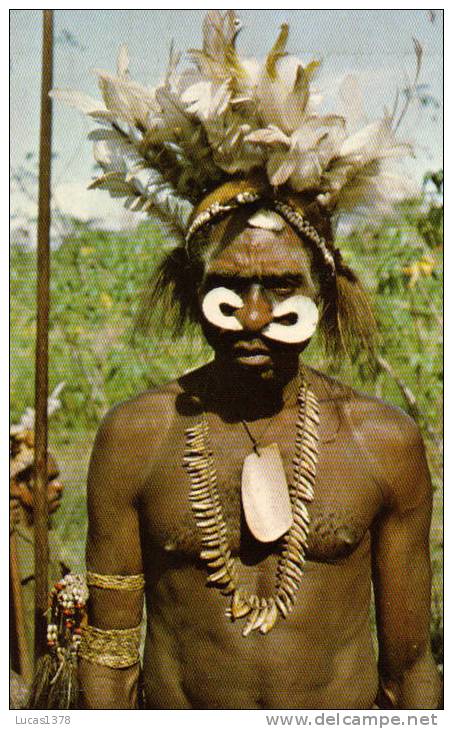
[201,286,244,331]
[262,295,319,344]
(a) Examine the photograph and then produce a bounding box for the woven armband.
[86,571,145,590]
[79,624,141,668]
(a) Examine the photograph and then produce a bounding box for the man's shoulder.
[87,367,210,501]
[102,383,180,434]
[94,364,210,450]
[308,366,420,444]
[95,386,178,454]
[309,367,429,508]
[345,386,421,451]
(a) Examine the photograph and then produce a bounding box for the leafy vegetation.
[11,220,211,433]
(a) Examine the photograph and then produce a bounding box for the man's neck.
[205,357,301,422]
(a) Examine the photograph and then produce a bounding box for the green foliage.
[306,197,442,472]
[11,221,210,431]
[417,204,443,249]
[424,170,443,193]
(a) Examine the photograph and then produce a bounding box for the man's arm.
[368,412,441,709]
[78,404,146,709]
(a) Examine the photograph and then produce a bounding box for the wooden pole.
[34,9,54,662]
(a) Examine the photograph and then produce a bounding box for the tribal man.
[54,11,441,710]
[10,422,66,706]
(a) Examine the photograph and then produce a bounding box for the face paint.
[262,295,319,344]
[202,287,318,344]
[202,286,244,331]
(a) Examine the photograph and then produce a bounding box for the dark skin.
[10,452,63,529]
[79,212,441,709]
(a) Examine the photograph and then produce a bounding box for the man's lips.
[232,341,272,366]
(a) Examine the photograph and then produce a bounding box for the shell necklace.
[183,378,320,636]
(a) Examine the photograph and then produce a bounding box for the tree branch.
[375,354,420,420]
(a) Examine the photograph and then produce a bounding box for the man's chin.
[207,337,303,381]
[228,353,278,381]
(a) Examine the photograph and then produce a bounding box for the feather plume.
[189,9,245,84]
[181,80,230,120]
[52,10,420,237]
[339,75,366,132]
[117,45,130,79]
[95,71,158,128]
[203,10,241,58]
[245,126,290,147]
[49,88,106,116]
[165,40,181,87]
[265,24,289,80]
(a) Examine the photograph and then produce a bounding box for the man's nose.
[236,284,273,332]
[50,479,63,494]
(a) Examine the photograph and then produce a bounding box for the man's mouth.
[232,341,273,367]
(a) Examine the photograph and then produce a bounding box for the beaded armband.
[86,571,145,591]
[79,625,141,668]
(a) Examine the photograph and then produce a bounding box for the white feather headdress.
[51,11,420,244]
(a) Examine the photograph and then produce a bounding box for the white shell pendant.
[241,443,293,543]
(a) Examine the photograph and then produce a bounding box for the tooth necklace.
[183,377,320,636]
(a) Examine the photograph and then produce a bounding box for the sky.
[10,9,443,238]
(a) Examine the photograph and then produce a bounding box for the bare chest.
[141,407,383,568]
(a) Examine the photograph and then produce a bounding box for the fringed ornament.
[27,573,88,710]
